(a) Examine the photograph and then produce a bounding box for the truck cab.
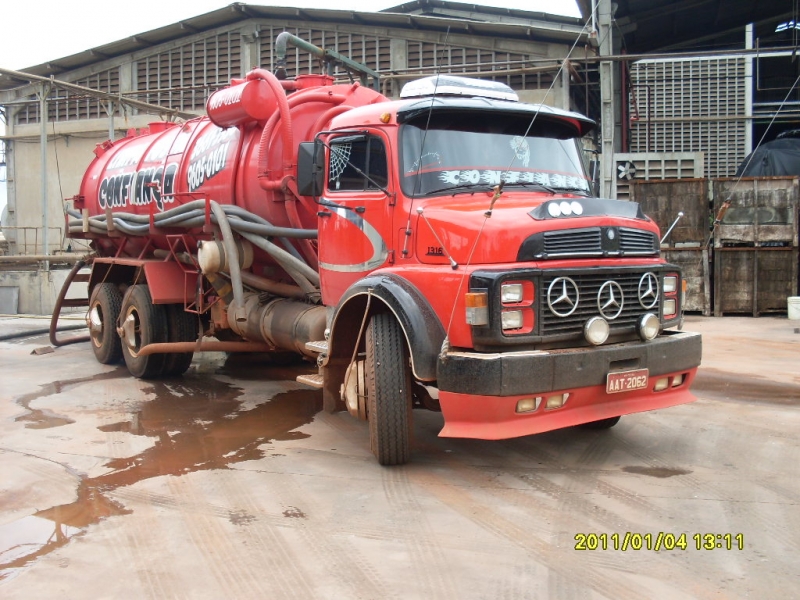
[312,76,701,464]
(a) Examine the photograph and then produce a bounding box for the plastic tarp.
[735,137,800,176]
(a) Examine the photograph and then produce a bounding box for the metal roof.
[575,0,795,53]
[0,2,586,93]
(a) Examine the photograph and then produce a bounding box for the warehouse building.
[0,0,796,313]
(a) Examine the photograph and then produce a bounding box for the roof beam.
[0,67,196,119]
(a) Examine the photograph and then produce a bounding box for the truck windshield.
[400,112,591,198]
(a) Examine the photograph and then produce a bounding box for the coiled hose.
[66,201,320,291]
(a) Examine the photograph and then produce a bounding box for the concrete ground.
[0,314,798,599]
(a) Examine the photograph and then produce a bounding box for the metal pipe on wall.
[38,84,49,276]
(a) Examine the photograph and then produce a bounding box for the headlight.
[663,276,678,293]
[663,298,677,317]
[501,310,524,330]
[501,283,524,303]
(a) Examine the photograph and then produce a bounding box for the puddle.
[1,371,321,581]
[622,466,692,478]
[14,368,127,429]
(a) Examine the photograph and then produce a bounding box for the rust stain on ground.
[13,368,128,429]
[622,466,692,478]
[1,371,321,580]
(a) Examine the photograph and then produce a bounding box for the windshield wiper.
[425,183,493,196]
[503,181,591,196]
[548,185,591,196]
[501,181,558,195]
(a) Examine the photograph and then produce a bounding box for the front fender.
[328,273,445,381]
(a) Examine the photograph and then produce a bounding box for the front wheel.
[119,285,168,379]
[366,313,412,466]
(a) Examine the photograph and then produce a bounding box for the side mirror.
[297,140,325,197]
[589,158,600,197]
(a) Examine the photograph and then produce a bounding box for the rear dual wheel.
[366,313,412,466]
[87,283,123,365]
[162,305,196,377]
[120,285,168,379]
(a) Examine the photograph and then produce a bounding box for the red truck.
[60,34,701,465]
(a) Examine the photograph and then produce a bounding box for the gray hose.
[237,228,319,285]
[209,200,245,314]
[67,203,312,259]
[0,323,87,342]
[66,201,321,291]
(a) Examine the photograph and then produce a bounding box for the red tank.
[77,71,387,240]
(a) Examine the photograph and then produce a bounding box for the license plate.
[606,368,649,394]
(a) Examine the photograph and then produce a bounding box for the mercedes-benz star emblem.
[597,280,624,320]
[638,272,659,309]
[547,277,580,317]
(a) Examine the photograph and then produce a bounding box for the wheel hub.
[341,360,367,420]
[121,310,141,355]
[87,305,104,346]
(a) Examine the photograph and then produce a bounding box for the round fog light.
[584,316,610,345]
[638,312,660,341]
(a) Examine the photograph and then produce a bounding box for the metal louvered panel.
[619,227,658,254]
[628,57,746,180]
[136,32,241,112]
[612,152,704,200]
[519,226,658,260]
[544,228,602,254]
[15,68,121,125]
[260,27,390,80]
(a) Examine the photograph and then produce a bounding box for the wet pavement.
[0,314,798,599]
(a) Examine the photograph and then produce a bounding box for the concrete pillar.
[598,0,616,199]
[241,24,261,74]
[745,24,753,155]
[389,39,407,98]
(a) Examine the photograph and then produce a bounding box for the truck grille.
[540,270,655,337]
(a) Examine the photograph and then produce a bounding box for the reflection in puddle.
[2,369,321,580]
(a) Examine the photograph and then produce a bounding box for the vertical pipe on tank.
[246,69,294,175]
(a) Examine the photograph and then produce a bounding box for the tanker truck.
[57,34,701,465]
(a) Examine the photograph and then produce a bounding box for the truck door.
[317,132,394,305]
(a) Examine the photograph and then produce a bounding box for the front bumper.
[436,330,701,439]
[438,330,701,396]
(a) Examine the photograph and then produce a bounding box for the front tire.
[366,313,412,466]
[120,285,168,379]
[87,283,123,364]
